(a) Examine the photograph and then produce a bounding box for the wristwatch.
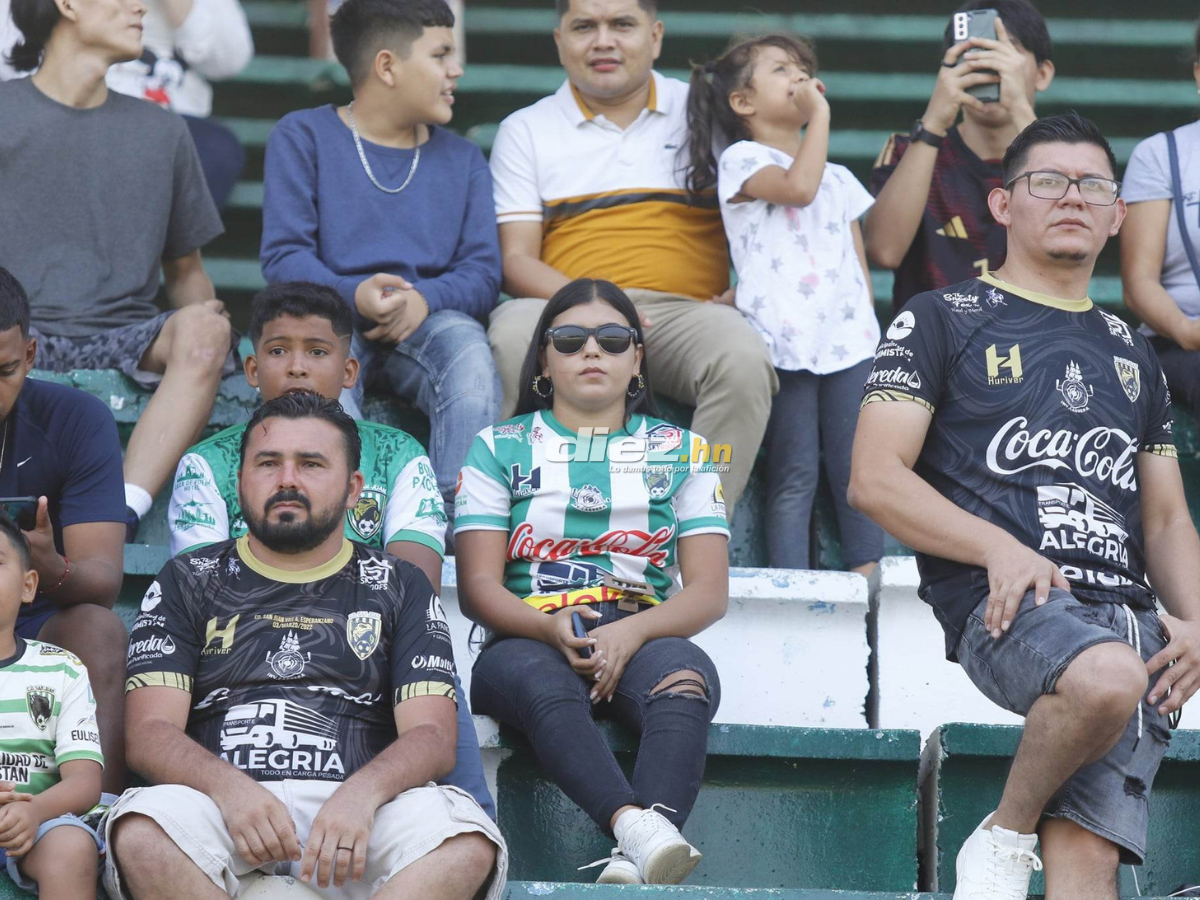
[910,119,946,149]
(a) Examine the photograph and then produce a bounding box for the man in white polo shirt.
[486,0,776,517]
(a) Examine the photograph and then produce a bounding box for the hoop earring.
[533,374,554,400]
[627,373,646,398]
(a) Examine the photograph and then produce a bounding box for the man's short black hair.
[943,0,1052,64]
[240,391,362,473]
[249,282,353,348]
[331,0,454,85]
[555,0,656,19]
[1002,112,1117,186]
[0,513,31,572]
[0,267,32,339]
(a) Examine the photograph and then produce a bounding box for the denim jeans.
[470,601,720,834]
[449,671,496,820]
[956,589,1170,864]
[764,360,883,569]
[340,310,501,529]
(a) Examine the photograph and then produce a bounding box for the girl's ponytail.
[684,61,722,198]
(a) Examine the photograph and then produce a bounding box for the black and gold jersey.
[126,536,456,782]
[865,275,1176,657]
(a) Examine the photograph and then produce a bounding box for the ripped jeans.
[470,601,720,834]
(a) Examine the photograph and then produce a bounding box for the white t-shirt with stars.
[718,140,878,373]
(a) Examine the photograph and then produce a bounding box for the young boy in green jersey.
[165,280,496,819]
[0,514,105,897]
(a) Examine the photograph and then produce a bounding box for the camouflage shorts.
[31,310,237,388]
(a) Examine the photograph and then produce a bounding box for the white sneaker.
[613,805,702,885]
[579,849,643,884]
[953,813,1043,900]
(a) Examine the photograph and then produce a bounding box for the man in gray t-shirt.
[0,2,235,541]
[1122,119,1200,420]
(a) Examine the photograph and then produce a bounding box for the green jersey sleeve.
[454,430,510,532]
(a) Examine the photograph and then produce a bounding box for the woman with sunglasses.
[455,279,730,887]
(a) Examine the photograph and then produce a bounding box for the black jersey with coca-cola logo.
[125,537,457,782]
[864,275,1176,658]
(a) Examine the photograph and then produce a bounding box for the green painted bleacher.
[487,723,921,890]
[922,723,1200,896]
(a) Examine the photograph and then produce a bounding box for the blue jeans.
[340,310,501,530]
[449,672,496,820]
[764,360,883,569]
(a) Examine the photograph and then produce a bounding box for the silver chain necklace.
[346,101,420,195]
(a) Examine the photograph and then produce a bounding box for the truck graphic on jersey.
[219,699,339,752]
[1036,483,1129,543]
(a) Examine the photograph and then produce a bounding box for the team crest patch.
[1056,361,1093,413]
[266,631,310,679]
[348,488,386,540]
[26,686,53,732]
[643,467,673,500]
[711,482,727,516]
[1114,357,1141,402]
[347,611,383,661]
[571,484,610,512]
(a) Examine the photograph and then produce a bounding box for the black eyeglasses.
[1005,170,1121,206]
[544,324,638,355]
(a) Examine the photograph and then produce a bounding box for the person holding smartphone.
[865,0,1055,311]
[0,269,127,801]
[455,279,729,887]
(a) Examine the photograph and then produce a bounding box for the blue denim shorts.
[956,588,1171,864]
[0,813,103,893]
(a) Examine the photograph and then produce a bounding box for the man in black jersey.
[866,0,1055,311]
[852,114,1200,900]
[104,393,505,899]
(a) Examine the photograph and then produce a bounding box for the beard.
[1047,249,1089,262]
[243,488,348,554]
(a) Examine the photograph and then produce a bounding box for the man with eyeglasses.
[850,113,1200,900]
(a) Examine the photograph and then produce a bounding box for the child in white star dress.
[684,33,883,572]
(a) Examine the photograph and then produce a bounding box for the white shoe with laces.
[613,805,702,884]
[578,848,643,884]
[953,813,1043,900]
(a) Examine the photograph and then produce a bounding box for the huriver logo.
[985,344,1023,385]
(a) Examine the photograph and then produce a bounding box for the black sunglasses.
[544,324,638,355]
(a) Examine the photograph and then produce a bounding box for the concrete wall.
[440,563,872,730]
[874,557,1021,737]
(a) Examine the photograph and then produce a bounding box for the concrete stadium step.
[210,58,1200,139]
[921,723,1200,896]
[241,3,1199,80]
[484,722,921,889]
[217,116,1148,188]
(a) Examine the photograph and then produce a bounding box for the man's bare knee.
[443,833,496,886]
[650,669,709,700]
[1057,642,1146,724]
[111,813,172,871]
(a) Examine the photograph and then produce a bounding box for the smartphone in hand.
[572,610,592,660]
[0,497,38,531]
[952,8,1000,103]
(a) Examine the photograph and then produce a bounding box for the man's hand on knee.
[211,779,300,868]
[1147,616,1200,714]
[983,537,1071,639]
[300,783,376,889]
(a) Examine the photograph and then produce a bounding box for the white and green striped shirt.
[0,639,103,794]
[455,412,729,602]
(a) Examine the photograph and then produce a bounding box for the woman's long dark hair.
[514,279,659,421]
[683,34,819,199]
[7,0,61,73]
